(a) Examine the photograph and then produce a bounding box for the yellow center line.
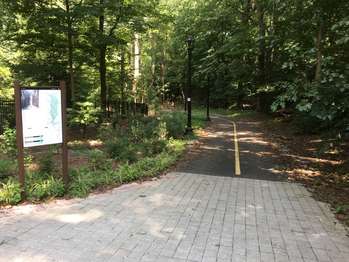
[233,122,241,176]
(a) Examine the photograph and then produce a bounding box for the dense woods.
[0,0,348,131]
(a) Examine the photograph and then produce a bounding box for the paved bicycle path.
[176,116,286,181]
[0,116,348,262]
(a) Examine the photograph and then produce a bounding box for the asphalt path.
[176,115,287,181]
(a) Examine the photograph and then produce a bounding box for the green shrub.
[67,139,186,198]
[0,127,17,156]
[143,139,167,155]
[125,117,160,142]
[96,170,117,186]
[160,112,186,138]
[0,159,16,178]
[38,149,56,175]
[68,102,101,134]
[68,168,95,198]
[167,138,186,154]
[117,164,139,183]
[98,124,119,141]
[88,149,110,171]
[24,154,34,167]
[105,137,139,162]
[0,178,21,205]
[129,118,147,142]
[153,121,168,140]
[27,175,65,201]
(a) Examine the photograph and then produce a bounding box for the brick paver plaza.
[0,172,348,261]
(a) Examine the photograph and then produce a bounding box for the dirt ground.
[236,112,349,228]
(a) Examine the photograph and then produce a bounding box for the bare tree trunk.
[120,47,126,116]
[65,0,74,105]
[257,1,266,84]
[150,33,156,91]
[99,0,107,113]
[242,0,251,24]
[160,58,165,103]
[315,18,324,82]
[256,0,266,112]
[132,33,140,103]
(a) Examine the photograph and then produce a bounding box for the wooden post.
[60,81,69,186]
[206,84,211,122]
[14,81,25,198]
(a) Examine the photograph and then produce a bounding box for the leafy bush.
[98,123,118,141]
[68,102,101,133]
[0,178,21,205]
[125,116,161,142]
[68,145,186,198]
[143,139,167,155]
[160,112,186,138]
[0,159,16,178]
[129,118,148,142]
[68,168,96,198]
[167,138,186,154]
[153,121,168,140]
[117,164,139,183]
[0,127,17,156]
[105,137,139,162]
[38,149,56,175]
[102,113,186,162]
[27,174,65,201]
[88,149,110,171]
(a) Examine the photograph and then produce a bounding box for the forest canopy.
[0,0,348,130]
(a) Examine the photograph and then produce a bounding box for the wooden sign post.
[14,81,69,196]
[14,82,25,197]
[60,81,69,186]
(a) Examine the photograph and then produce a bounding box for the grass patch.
[26,172,65,201]
[0,178,21,205]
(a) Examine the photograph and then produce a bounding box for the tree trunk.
[256,0,266,112]
[65,0,74,105]
[132,33,140,103]
[120,47,126,116]
[160,57,165,103]
[242,0,251,24]
[315,18,324,82]
[99,0,107,113]
[256,1,266,85]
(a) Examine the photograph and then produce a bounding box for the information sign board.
[21,89,63,148]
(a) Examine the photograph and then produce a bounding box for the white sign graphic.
[21,89,62,148]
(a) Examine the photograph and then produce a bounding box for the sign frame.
[15,81,69,196]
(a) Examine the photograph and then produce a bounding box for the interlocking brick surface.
[0,172,348,262]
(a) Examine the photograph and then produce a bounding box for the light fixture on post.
[185,35,193,134]
[206,74,211,121]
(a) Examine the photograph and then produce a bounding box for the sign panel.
[21,89,62,148]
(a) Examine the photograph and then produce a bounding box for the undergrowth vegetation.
[0,110,202,206]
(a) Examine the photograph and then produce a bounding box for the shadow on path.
[175,115,288,181]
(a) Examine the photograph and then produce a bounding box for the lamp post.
[206,75,211,121]
[186,35,193,134]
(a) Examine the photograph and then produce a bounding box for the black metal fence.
[0,98,148,134]
[0,99,15,134]
[108,100,148,118]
